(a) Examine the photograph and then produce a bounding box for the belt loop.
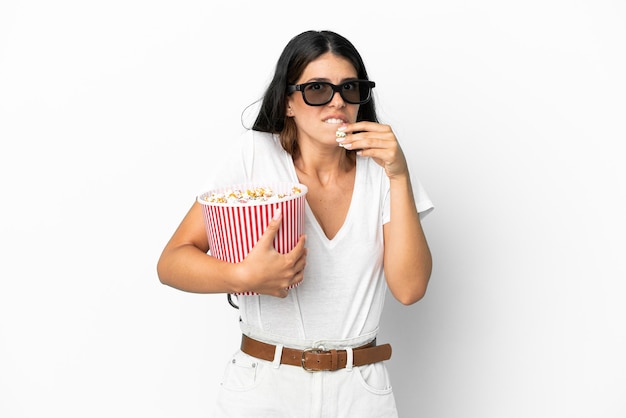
[272,344,283,369]
[345,347,354,372]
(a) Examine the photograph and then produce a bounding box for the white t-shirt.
[205,130,434,348]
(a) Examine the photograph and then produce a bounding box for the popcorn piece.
[336,129,348,147]
[202,186,303,205]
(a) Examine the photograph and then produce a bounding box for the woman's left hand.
[337,122,409,179]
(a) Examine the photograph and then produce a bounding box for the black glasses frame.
[287,80,376,106]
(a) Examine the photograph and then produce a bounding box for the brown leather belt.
[240,334,392,372]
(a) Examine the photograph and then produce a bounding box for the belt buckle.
[301,346,326,372]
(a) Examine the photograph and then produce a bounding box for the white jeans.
[212,349,398,418]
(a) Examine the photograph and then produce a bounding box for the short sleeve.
[382,174,434,224]
[413,176,434,219]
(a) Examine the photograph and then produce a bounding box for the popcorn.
[336,129,348,148]
[201,186,303,205]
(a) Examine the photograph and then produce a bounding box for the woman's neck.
[293,142,355,186]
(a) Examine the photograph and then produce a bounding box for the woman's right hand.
[235,209,307,298]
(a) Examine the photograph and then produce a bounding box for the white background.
[1,0,625,417]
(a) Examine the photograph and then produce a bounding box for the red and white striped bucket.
[197,182,307,295]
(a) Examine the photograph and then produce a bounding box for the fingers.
[243,224,307,298]
[290,235,308,280]
[257,208,283,247]
[281,234,307,286]
[273,235,307,296]
[336,123,398,158]
[336,123,395,150]
[256,254,306,298]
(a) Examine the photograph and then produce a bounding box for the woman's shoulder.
[247,130,287,157]
[225,129,281,161]
[250,129,282,147]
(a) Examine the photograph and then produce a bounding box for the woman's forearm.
[383,174,432,305]
[157,243,243,294]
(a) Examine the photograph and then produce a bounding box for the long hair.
[251,30,378,157]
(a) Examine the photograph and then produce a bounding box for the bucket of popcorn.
[197,182,307,295]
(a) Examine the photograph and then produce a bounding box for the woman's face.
[286,52,360,148]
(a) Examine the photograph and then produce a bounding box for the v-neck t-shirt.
[204,129,434,347]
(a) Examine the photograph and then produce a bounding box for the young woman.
[157,30,433,417]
